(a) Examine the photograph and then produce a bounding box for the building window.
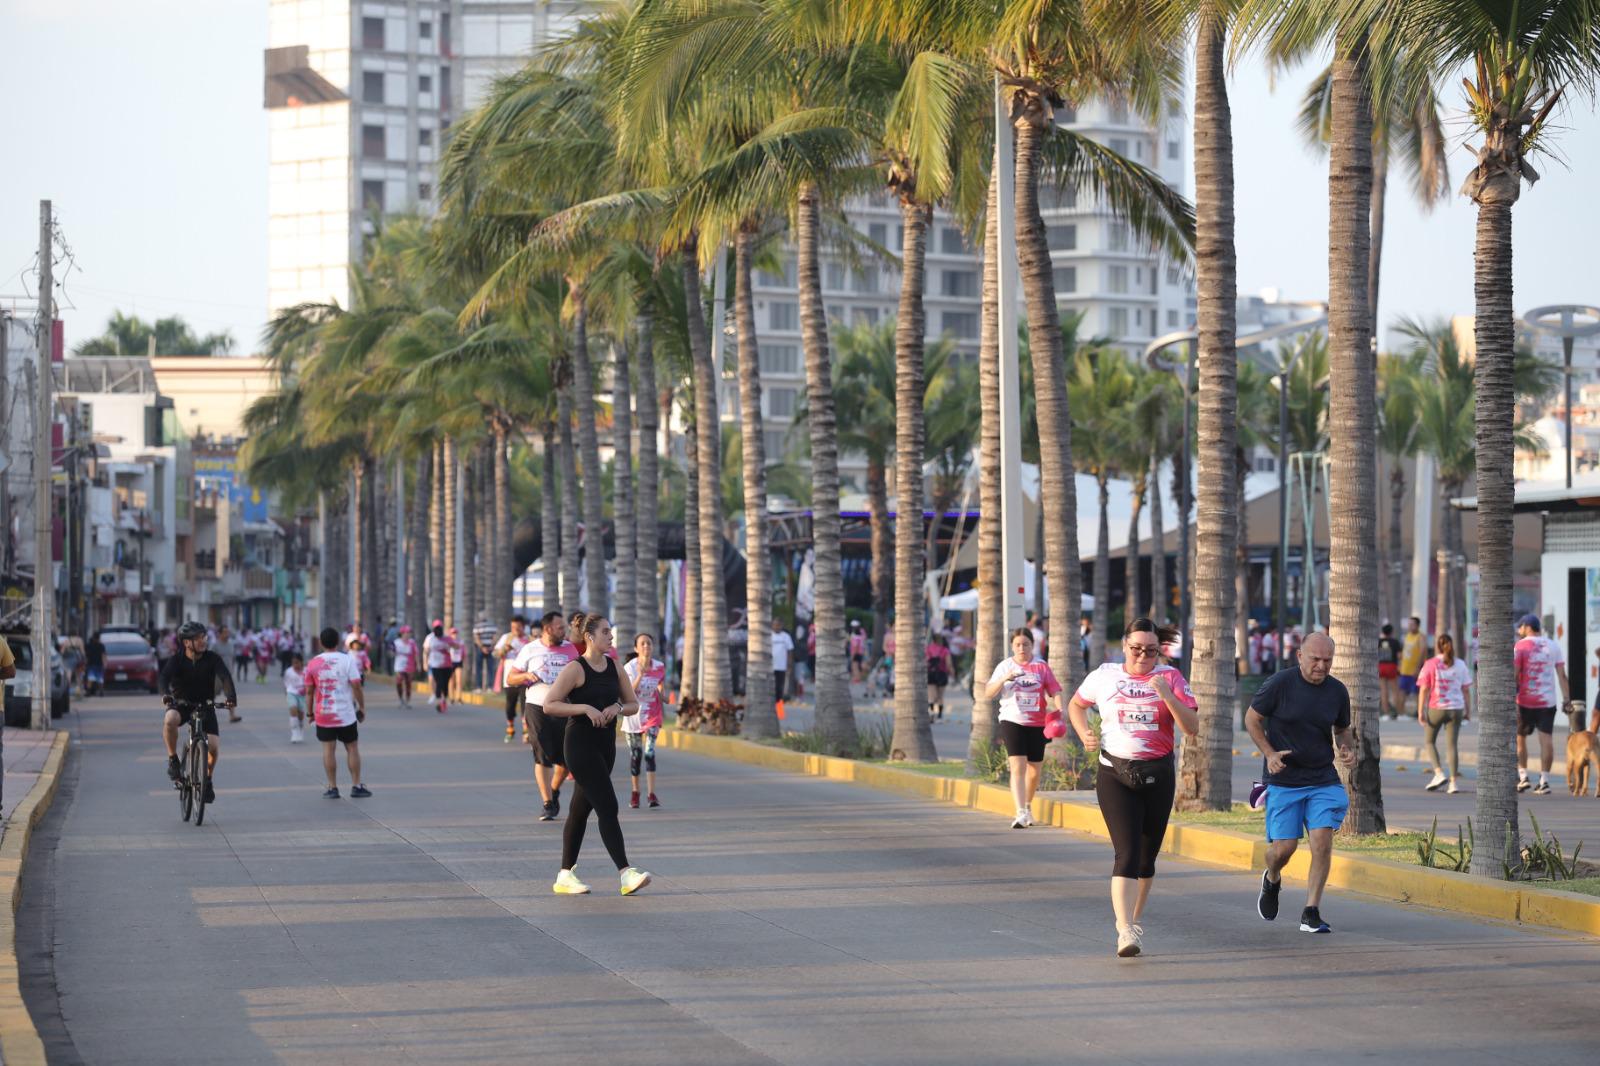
[760,343,800,375]
[1053,266,1077,293]
[362,125,386,158]
[362,16,385,50]
[1167,139,1180,160]
[419,128,433,147]
[1108,307,1129,335]
[1135,308,1144,327]
[1107,222,1130,252]
[850,269,878,294]
[851,306,879,327]
[363,71,385,103]
[1047,224,1077,250]
[941,269,977,298]
[1166,265,1181,285]
[420,73,433,93]
[1109,99,1129,123]
[823,262,846,291]
[1108,265,1129,294]
[769,301,798,331]
[1110,137,1129,156]
[940,226,964,254]
[940,311,978,340]
[1046,184,1078,210]
[420,20,433,39]
[868,222,888,247]
[1167,309,1178,328]
[758,259,794,287]
[767,386,797,418]
[764,429,789,461]
[362,180,385,212]
[418,182,432,201]
[1150,316,1160,339]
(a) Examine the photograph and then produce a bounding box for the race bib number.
[1119,707,1159,731]
[538,654,569,684]
[636,676,659,702]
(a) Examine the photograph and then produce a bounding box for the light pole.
[1519,305,1600,489]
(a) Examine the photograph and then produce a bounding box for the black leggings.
[505,685,522,724]
[1095,755,1176,879]
[561,719,630,871]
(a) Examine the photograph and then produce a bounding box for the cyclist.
[160,620,238,804]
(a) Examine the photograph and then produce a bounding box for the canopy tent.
[935,560,1094,613]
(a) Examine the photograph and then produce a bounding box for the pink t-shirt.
[849,631,867,657]
[393,637,417,673]
[304,651,362,728]
[1514,635,1565,708]
[1074,663,1196,760]
[624,658,667,732]
[1418,656,1472,710]
[990,657,1063,726]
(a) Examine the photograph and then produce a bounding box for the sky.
[3,0,1599,357]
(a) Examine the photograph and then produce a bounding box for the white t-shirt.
[1419,655,1473,711]
[771,631,794,672]
[493,631,529,660]
[424,633,451,670]
[512,638,580,707]
[304,651,362,728]
[1074,662,1197,760]
[283,664,305,698]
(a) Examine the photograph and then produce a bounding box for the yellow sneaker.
[504,723,515,743]
[619,867,652,896]
[552,869,590,895]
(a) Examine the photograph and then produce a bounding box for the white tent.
[936,560,1093,612]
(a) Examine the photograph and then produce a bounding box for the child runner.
[623,634,668,809]
[392,625,417,707]
[254,628,274,683]
[424,621,452,713]
[348,637,372,680]
[984,627,1063,828]
[284,652,307,743]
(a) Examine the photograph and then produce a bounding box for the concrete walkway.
[21,682,1600,1065]
[3,726,60,825]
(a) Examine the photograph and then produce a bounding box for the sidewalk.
[1,728,59,827]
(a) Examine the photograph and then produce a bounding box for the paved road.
[19,681,1600,1065]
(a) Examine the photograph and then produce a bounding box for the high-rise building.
[265,1,586,316]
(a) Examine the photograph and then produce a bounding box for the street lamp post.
[1519,305,1600,489]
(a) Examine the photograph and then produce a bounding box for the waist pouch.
[1099,752,1173,791]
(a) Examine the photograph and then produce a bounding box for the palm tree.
[611,336,636,643]
[1377,350,1423,627]
[971,164,1004,772]
[1068,348,1137,668]
[733,226,779,738]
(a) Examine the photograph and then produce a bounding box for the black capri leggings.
[504,684,523,724]
[561,718,630,871]
[1095,755,1176,879]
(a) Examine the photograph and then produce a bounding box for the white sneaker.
[1446,779,1461,794]
[1425,770,1447,791]
[552,869,591,895]
[291,726,304,744]
[619,867,652,896]
[1116,924,1143,958]
[1011,809,1028,829]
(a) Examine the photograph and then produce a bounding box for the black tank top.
[568,656,621,728]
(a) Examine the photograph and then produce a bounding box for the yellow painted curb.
[657,727,1600,939]
[0,730,71,1066]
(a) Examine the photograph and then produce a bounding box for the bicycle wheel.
[190,735,209,827]
[179,742,194,823]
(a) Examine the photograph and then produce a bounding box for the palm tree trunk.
[612,340,637,644]
[1234,454,1252,676]
[970,168,1003,771]
[1124,472,1145,632]
[463,445,480,628]
[681,416,702,701]
[351,460,366,630]
[1013,109,1083,691]
[868,459,890,661]
[429,440,443,625]
[1387,462,1406,628]
[892,199,936,762]
[1180,11,1240,812]
[1032,505,1046,631]
[680,237,730,701]
[443,437,458,628]
[493,420,511,622]
[570,287,609,618]
[734,228,777,738]
[408,451,429,628]
[635,301,661,640]
[558,377,582,611]
[1147,442,1165,617]
[1369,147,1388,345]
[1327,37,1384,833]
[1469,192,1519,873]
[1092,474,1110,666]
[365,454,380,636]
[541,423,561,618]
[796,181,857,751]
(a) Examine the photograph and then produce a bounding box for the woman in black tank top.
[541,615,653,896]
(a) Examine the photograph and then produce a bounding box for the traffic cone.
[776,699,786,720]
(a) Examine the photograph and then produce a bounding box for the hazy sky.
[3,0,1599,356]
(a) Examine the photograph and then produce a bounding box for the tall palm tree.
[733,226,778,737]
[634,293,663,642]
[1068,347,1137,668]
[971,165,1004,772]
[1377,349,1423,627]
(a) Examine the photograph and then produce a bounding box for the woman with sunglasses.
[1067,617,1199,958]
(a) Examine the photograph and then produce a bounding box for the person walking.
[848,621,868,683]
[424,621,453,714]
[284,652,307,743]
[1398,616,1426,717]
[1067,618,1198,958]
[540,615,653,896]
[472,614,499,692]
[770,617,794,707]
[1514,614,1568,795]
[494,615,530,743]
[984,627,1063,829]
[446,625,466,701]
[84,632,105,696]
[1246,632,1356,935]
[926,633,953,720]
[623,633,667,809]
[507,611,577,821]
[392,625,417,707]
[1377,623,1403,720]
[305,627,370,798]
[1416,633,1473,793]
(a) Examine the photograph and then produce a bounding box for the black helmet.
[178,620,207,641]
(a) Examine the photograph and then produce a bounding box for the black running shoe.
[350,784,372,798]
[202,781,216,804]
[550,791,561,817]
[167,755,182,781]
[539,801,558,822]
[1257,870,1281,921]
[323,787,340,799]
[1300,906,1331,934]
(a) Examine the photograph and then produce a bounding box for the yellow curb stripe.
[657,727,1600,939]
[0,730,71,1066]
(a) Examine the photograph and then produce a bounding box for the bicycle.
[170,698,215,826]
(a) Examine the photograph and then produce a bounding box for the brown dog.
[1567,725,1600,797]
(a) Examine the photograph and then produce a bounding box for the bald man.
[1244,632,1357,935]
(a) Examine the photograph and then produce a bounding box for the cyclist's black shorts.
[174,703,220,737]
[316,722,360,744]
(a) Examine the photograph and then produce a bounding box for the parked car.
[99,633,161,693]
[2,634,71,727]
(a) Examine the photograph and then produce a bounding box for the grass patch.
[1554,877,1600,898]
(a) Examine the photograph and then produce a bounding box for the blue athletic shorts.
[1264,783,1349,841]
[1398,674,1418,695]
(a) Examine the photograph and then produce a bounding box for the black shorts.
[1517,705,1557,736]
[174,703,220,737]
[316,722,360,744]
[928,668,949,687]
[430,667,453,698]
[999,720,1047,762]
[524,704,568,768]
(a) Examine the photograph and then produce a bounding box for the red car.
[99,634,160,692]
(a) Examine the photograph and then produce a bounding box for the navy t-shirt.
[1250,667,1351,788]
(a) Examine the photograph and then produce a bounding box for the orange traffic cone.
[776,699,786,720]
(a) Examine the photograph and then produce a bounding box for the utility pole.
[32,201,54,733]
[995,77,1025,632]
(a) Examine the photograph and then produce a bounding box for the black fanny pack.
[1099,752,1173,791]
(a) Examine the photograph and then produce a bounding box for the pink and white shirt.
[423,633,451,670]
[1074,662,1196,760]
[304,651,362,728]
[392,637,417,673]
[990,657,1063,727]
[624,657,667,732]
[1515,635,1565,708]
[512,638,581,706]
[1418,655,1472,711]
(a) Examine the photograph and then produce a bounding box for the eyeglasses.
[1125,644,1160,658]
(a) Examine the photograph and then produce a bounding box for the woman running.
[984,627,1063,828]
[392,625,417,707]
[254,628,274,682]
[1067,618,1198,959]
[424,621,452,713]
[623,633,668,809]
[1416,633,1473,794]
[926,633,953,720]
[540,615,652,896]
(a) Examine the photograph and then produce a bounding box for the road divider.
[0,730,70,1066]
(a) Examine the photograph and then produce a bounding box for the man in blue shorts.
[1244,632,1356,934]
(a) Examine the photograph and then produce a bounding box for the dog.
[1567,722,1600,798]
